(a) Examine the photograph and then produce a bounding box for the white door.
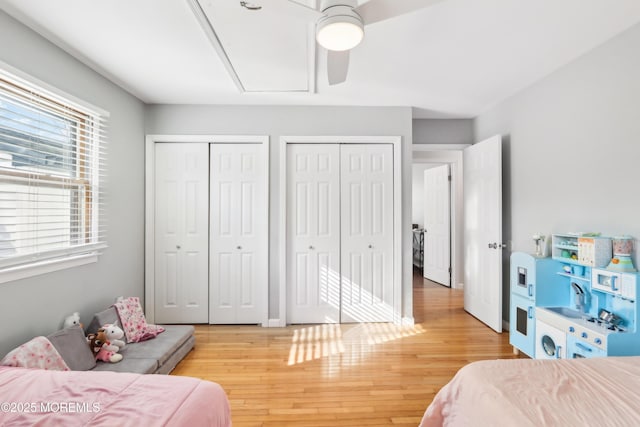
[210,144,268,324]
[155,143,209,323]
[423,164,451,286]
[340,145,394,322]
[463,135,503,332]
[287,144,341,323]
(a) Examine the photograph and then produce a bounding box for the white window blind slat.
[0,69,107,271]
[0,80,108,124]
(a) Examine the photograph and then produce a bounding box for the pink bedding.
[0,366,231,426]
[421,356,640,427]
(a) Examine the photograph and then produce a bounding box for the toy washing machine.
[535,319,567,359]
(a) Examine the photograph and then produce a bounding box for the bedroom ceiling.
[1,0,640,118]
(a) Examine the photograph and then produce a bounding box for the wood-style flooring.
[171,269,522,426]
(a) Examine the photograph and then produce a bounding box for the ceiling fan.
[259,0,444,85]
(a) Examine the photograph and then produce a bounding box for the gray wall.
[0,11,145,357]
[413,119,473,145]
[145,105,414,321]
[475,23,640,321]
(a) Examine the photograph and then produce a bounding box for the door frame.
[145,134,270,324]
[412,144,469,289]
[278,136,402,326]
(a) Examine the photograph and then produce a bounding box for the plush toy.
[87,330,123,363]
[63,312,83,329]
[100,324,126,352]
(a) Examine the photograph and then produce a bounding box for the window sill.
[0,253,99,284]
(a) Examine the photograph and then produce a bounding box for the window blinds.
[0,70,107,269]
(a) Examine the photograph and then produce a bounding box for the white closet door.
[210,144,267,324]
[340,145,394,323]
[287,144,341,323]
[155,143,209,323]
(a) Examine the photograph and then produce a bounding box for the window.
[0,69,107,277]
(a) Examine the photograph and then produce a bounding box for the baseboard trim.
[267,318,285,327]
[401,316,415,326]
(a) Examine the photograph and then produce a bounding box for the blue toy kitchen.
[510,233,640,359]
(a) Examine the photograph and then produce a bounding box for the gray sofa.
[84,307,195,374]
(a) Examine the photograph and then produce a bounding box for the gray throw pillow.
[47,325,96,371]
[86,307,127,343]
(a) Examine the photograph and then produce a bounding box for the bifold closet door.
[287,144,341,323]
[154,143,209,324]
[340,145,394,322]
[287,143,394,324]
[210,144,267,324]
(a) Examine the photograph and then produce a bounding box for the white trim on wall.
[145,134,270,325]
[413,144,470,151]
[278,135,403,326]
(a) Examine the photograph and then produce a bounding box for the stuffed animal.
[63,312,83,329]
[100,324,126,352]
[87,330,123,363]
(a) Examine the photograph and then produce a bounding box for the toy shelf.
[556,272,590,282]
[555,244,579,251]
[552,233,612,268]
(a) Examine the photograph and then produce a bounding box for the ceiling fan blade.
[258,0,322,21]
[354,0,444,26]
[327,50,350,85]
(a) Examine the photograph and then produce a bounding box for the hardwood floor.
[172,269,522,426]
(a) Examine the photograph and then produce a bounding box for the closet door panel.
[340,144,394,323]
[287,144,341,324]
[210,143,267,324]
[155,143,209,323]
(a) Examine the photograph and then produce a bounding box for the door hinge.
[448,267,452,274]
[448,175,452,181]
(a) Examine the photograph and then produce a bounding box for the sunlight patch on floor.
[287,323,426,366]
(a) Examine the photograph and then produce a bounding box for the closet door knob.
[176,245,181,250]
[368,244,373,249]
[309,245,315,250]
[237,246,242,250]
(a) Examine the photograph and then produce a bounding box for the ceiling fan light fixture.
[316,6,364,51]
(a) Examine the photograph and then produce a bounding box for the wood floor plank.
[171,271,523,425]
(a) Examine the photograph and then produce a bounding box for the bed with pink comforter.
[0,366,231,426]
[421,356,640,427]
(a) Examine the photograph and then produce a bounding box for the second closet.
[286,143,394,324]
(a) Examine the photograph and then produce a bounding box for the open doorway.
[412,144,469,290]
[412,163,449,286]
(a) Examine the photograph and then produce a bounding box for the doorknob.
[176,245,181,250]
[488,243,507,249]
[309,245,315,250]
[368,244,373,249]
[237,246,242,250]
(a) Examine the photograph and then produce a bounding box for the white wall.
[412,163,440,228]
[145,105,414,322]
[0,11,145,357]
[475,22,640,321]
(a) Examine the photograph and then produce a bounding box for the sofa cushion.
[47,326,96,371]
[91,358,157,374]
[119,325,194,367]
[155,335,195,374]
